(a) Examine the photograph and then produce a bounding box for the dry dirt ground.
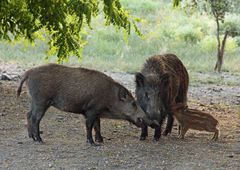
[0,63,240,170]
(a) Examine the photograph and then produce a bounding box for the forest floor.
[0,62,240,170]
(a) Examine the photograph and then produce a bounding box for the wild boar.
[135,54,189,141]
[17,64,158,145]
[171,103,219,141]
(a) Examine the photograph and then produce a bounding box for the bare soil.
[0,63,240,170]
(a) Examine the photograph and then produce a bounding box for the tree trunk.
[214,18,221,72]
[219,31,229,72]
[214,10,229,74]
[214,31,228,72]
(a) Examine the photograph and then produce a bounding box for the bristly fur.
[142,54,189,106]
[136,53,189,140]
[171,103,220,141]
[17,63,155,144]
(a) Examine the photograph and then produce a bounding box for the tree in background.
[210,0,229,72]
[0,0,141,61]
[174,0,240,72]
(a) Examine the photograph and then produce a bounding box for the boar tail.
[17,70,30,98]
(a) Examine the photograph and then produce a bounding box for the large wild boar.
[171,103,219,141]
[135,54,189,141]
[17,64,158,145]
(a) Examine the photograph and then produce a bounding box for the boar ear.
[160,73,170,86]
[135,72,145,87]
[118,87,128,101]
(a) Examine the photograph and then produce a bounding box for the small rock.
[48,163,53,168]
[56,116,64,122]
[0,74,11,81]
[210,101,214,105]
[234,151,240,155]
[227,154,234,158]
[0,112,7,116]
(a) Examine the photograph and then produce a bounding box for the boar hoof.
[178,135,184,139]
[92,143,100,146]
[32,136,44,144]
[211,136,218,141]
[153,137,160,142]
[88,142,100,147]
[35,136,43,143]
[95,136,104,143]
[162,130,169,136]
[86,139,100,146]
[139,136,147,141]
[36,140,44,145]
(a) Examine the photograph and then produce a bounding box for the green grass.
[0,0,240,76]
[0,40,48,66]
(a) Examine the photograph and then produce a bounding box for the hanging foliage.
[0,0,141,61]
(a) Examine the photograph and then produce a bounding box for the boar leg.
[153,126,161,141]
[178,125,181,135]
[177,125,182,138]
[139,125,148,141]
[26,110,34,139]
[153,116,166,141]
[31,103,48,142]
[179,127,187,139]
[93,117,103,143]
[212,129,219,141]
[163,113,174,136]
[85,113,98,145]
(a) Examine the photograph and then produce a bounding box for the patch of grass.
[120,0,162,16]
[189,71,240,86]
[0,1,239,77]
[0,40,48,66]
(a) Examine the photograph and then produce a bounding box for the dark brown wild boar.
[135,54,189,141]
[17,64,158,145]
[171,103,219,141]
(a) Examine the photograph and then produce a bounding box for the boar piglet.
[17,64,158,145]
[171,103,219,141]
[135,54,189,141]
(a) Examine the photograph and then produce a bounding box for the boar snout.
[146,106,166,121]
[135,117,146,128]
[135,117,158,128]
[149,120,160,129]
[141,116,160,128]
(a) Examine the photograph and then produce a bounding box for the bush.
[225,37,237,53]
[234,36,240,46]
[1,1,240,74]
[199,35,216,52]
[223,14,240,37]
[175,25,203,43]
[121,0,160,15]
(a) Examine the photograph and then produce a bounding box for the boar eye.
[145,92,150,100]
[132,101,137,108]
